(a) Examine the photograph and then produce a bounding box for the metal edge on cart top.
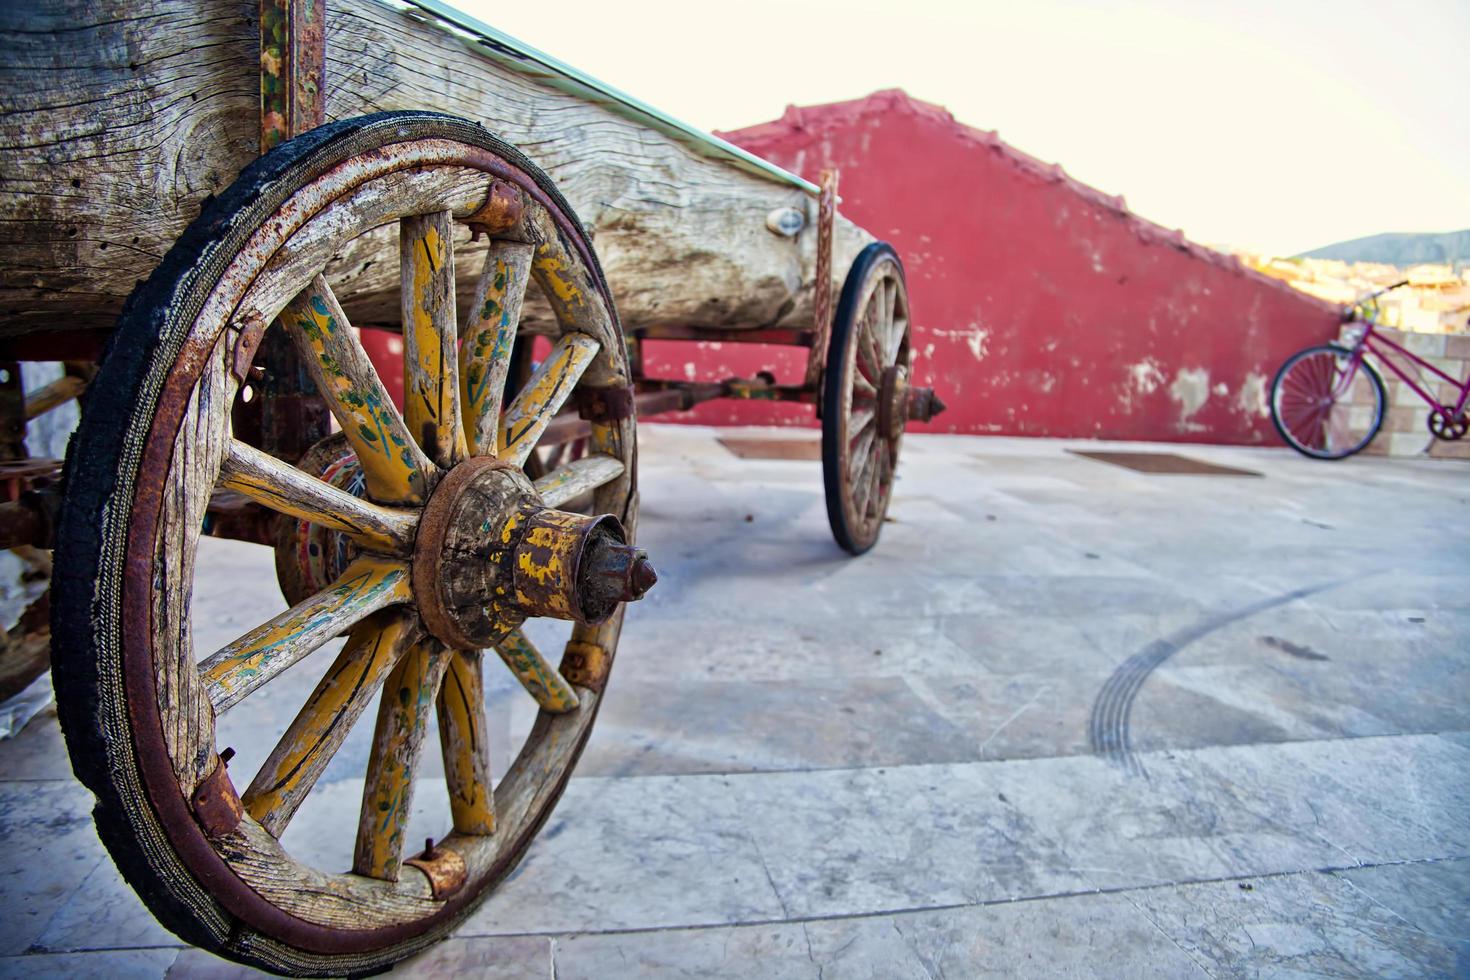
[395,0,820,197]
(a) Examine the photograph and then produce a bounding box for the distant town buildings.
[1239,255,1470,334]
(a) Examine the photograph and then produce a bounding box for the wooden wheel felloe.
[822,242,938,555]
[51,113,649,977]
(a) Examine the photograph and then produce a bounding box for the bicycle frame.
[1340,317,1470,422]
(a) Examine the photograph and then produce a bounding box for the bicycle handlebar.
[1362,280,1411,303]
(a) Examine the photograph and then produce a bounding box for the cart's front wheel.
[821,243,941,554]
[52,112,648,977]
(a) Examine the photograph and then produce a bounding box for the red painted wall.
[641,90,1342,442]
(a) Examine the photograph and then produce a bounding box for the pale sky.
[461,0,1469,257]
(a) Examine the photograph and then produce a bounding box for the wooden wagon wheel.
[821,242,914,555]
[51,113,652,977]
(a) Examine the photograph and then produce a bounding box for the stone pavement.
[1,425,1467,978]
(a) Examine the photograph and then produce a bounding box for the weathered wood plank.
[0,0,872,337]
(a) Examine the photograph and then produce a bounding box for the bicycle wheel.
[1269,344,1385,459]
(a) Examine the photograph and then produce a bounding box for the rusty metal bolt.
[906,387,947,424]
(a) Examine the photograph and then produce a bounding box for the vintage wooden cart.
[0,0,943,973]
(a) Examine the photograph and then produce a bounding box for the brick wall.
[1338,326,1470,459]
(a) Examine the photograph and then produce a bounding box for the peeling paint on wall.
[1169,367,1211,432]
[1236,371,1269,417]
[1119,358,1164,412]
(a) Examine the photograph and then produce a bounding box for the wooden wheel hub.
[412,457,654,650]
[878,364,910,442]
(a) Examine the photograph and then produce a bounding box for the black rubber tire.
[51,111,618,977]
[822,241,906,555]
[1268,343,1386,460]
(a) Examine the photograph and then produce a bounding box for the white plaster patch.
[1169,367,1211,432]
[930,323,990,361]
[683,361,697,380]
[1212,382,1229,396]
[1119,358,1165,412]
[1236,371,1269,417]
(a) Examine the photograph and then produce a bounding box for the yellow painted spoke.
[218,439,417,554]
[354,637,451,881]
[532,453,625,509]
[201,557,412,713]
[436,648,495,835]
[494,628,579,713]
[498,333,600,468]
[242,612,420,837]
[401,211,466,468]
[461,242,534,456]
[280,275,434,505]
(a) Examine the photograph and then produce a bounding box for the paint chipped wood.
[354,637,451,880]
[281,275,435,504]
[460,242,532,455]
[218,438,418,553]
[498,333,599,467]
[241,611,420,837]
[400,210,465,467]
[200,556,412,713]
[532,452,625,509]
[436,648,495,835]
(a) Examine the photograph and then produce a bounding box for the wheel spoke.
[281,275,434,504]
[437,648,495,835]
[461,242,534,456]
[354,636,451,881]
[848,407,876,438]
[201,557,412,712]
[533,453,626,509]
[857,304,885,381]
[854,441,881,519]
[498,333,600,467]
[218,439,417,553]
[494,628,579,713]
[401,212,466,468]
[241,611,420,837]
[849,423,878,480]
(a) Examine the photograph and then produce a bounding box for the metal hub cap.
[412,456,655,650]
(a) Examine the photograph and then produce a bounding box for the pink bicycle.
[1270,280,1470,459]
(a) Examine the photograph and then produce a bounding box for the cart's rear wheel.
[52,112,649,976]
[822,243,914,555]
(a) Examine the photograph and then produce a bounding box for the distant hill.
[1299,230,1470,265]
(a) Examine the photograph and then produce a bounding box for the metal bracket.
[575,385,637,423]
[191,755,244,838]
[462,180,527,241]
[404,838,468,900]
[560,639,608,691]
